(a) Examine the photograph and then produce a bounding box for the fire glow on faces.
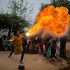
[26,5,70,37]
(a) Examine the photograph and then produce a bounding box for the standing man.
[60,36,67,59]
[8,30,25,63]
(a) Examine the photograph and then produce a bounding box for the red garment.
[52,41,56,49]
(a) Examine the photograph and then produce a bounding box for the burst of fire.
[26,5,70,37]
[26,23,42,36]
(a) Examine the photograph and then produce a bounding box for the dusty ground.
[0,42,70,70]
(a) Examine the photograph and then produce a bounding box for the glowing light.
[26,32,30,37]
[9,40,13,41]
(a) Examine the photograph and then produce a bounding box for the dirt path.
[0,42,70,70]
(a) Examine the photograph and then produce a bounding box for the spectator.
[60,36,67,59]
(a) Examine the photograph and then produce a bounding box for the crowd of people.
[0,30,67,63]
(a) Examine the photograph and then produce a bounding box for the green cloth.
[46,39,53,58]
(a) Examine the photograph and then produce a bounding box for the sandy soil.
[0,42,70,70]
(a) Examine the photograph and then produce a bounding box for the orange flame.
[26,5,70,37]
